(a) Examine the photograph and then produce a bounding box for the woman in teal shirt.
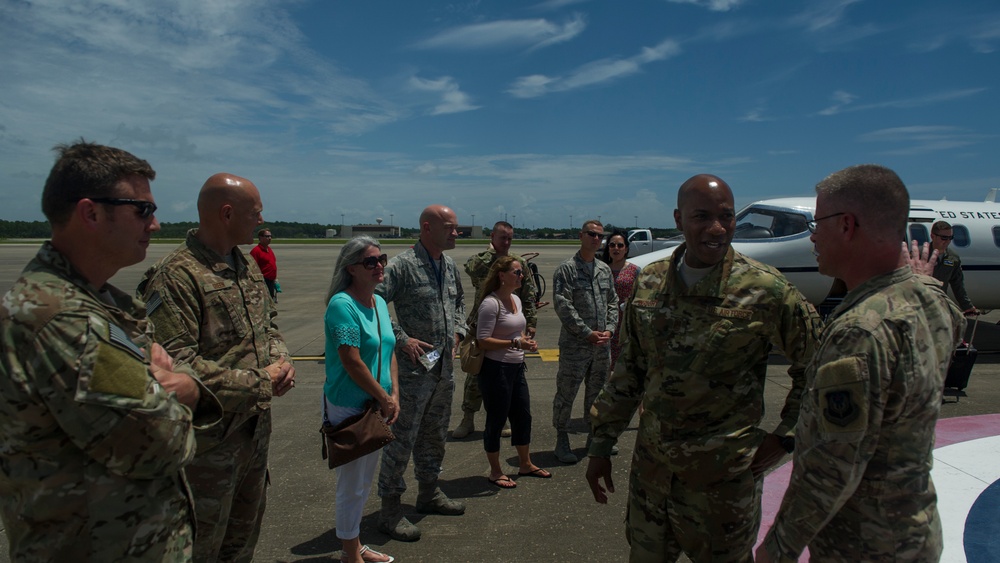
[323,235,399,563]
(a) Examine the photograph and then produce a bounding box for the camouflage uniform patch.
[139,229,289,562]
[763,267,965,561]
[0,242,221,561]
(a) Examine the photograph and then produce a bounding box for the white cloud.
[819,88,986,116]
[790,0,864,32]
[738,108,770,122]
[970,19,1000,53]
[665,0,746,12]
[412,14,586,51]
[408,76,481,115]
[531,0,593,10]
[507,38,681,98]
[858,126,992,155]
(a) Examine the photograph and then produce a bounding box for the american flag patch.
[109,323,145,360]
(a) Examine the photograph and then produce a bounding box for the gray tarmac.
[1,241,999,563]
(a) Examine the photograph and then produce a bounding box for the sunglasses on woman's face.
[358,254,388,269]
[607,242,626,249]
[509,269,524,277]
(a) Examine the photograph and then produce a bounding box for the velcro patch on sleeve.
[816,356,868,434]
[89,343,149,400]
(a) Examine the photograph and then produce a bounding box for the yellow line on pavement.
[293,350,562,363]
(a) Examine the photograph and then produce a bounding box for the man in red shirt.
[250,229,278,301]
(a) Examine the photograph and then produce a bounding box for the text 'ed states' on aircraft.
[628,189,1000,312]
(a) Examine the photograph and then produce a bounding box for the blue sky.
[2,0,999,230]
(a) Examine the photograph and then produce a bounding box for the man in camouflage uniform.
[376,204,467,542]
[139,173,296,562]
[0,141,222,560]
[452,220,537,439]
[552,219,619,464]
[585,175,822,563]
[758,165,965,562]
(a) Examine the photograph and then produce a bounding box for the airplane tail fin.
[986,188,998,203]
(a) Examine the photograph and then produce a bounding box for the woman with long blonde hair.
[475,255,550,488]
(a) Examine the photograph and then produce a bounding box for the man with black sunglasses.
[551,219,618,464]
[930,220,978,315]
[0,140,223,560]
[138,173,295,562]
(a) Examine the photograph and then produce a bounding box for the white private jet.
[628,190,1000,311]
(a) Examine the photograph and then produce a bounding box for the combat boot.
[377,495,421,542]
[452,411,475,439]
[415,483,465,515]
[554,431,578,464]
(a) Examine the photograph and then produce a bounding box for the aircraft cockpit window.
[734,208,808,239]
[952,225,970,248]
[909,224,930,246]
[992,226,1000,248]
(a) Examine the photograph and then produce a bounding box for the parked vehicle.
[626,229,679,257]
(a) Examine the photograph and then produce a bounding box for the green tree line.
[0,220,341,239]
[1,220,678,240]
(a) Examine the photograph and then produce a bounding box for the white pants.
[324,399,382,540]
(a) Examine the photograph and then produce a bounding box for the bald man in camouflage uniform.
[139,173,295,562]
[586,175,821,563]
[758,165,965,562]
[0,141,222,560]
[376,204,468,542]
[552,219,619,464]
[452,221,537,439]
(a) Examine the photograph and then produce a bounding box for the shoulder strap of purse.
[375,297,383,385]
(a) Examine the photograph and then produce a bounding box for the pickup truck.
[627,229,680,257]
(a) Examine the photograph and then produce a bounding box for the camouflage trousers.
[460,370,484,414]
[626,460,761,563]
[378,365,454,497]
[552,345,610,432]
[189,412,270,563]
[806,491,942,562]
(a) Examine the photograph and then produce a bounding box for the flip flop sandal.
[342,544,395,563]
[517,467,552,478]
[489,475,517,489]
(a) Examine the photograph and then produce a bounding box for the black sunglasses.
[88,197,157,219]
[607,242,626,249]
[934,234,954,241]
[509,269,524,277]
[358,254,388,269]
[584,230,602,238]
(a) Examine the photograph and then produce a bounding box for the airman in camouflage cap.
[0,141,222,561]
[586,175,822,562]
[758,165,965,562]
[139,173,295,562]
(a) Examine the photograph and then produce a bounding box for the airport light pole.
[390,214,393,238]
[634,215,638,228]
[570,215,573,229]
